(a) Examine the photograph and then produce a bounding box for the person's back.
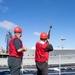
[9,35,23,58]
[35,41,49,62]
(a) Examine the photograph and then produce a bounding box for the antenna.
[5,28,13,53]
[61,36,66,50]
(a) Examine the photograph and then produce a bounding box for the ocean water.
[0,68,75,75]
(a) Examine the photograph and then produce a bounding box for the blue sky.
[0,0,75,49]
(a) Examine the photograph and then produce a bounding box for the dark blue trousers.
[8,56,22,75]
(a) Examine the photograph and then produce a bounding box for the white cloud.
[0,0,9,13]
[33,32,40,36]
[0,6,9,13]
[0,0,3,3]
[2,6,9,13]
[0,20,18,30]
[32,46,35,49]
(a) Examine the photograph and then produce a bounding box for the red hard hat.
[14,27,22,33]
[40,32,48,39]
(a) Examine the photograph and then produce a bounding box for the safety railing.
[0,54,75,75]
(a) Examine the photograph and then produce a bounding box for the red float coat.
[35,41,49,62]
[9,36,23,58]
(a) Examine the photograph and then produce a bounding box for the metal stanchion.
[59,54,61,75]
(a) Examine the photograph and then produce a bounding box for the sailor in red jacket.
[35,32,53,75]
[8,27,27,75]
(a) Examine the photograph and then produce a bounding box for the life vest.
[35,41,49,62]
[9,36,23,58]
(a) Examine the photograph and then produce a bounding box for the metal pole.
[59,54,61,75]
[21,57,24,75]
[61,37,66,50]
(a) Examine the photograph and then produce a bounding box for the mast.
[61,37,66,50]
[5,28,13,53]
